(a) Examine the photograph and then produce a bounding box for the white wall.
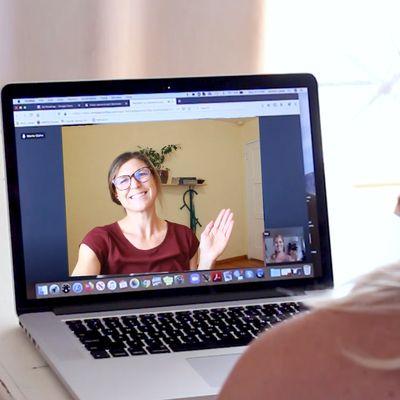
[0,0,265,85]
[262,0,400,284]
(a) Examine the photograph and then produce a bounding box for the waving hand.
[198,209,234,269]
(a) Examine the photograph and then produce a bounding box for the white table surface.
[0,175,71,400]
[0,263,72,396]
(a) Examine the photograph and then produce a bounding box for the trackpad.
[187,353,240,388]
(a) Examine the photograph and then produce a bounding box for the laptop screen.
[3,75,331,302]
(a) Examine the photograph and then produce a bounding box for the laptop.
[1,74,333,400]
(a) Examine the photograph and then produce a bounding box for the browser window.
[12,88,321,299]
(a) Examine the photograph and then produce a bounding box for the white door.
[244,140,265,261]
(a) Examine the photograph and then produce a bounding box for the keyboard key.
[147,345,170,354]
[128,347,147,356]
[110,349,129,357]
[91,350,110,359]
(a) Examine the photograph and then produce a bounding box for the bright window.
[262,0,400,284]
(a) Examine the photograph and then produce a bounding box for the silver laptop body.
[1,74,333,400]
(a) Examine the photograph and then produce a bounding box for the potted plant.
[138,144,181,184]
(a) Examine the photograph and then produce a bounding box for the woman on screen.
[72,151,234,276]
[269,234,294,263]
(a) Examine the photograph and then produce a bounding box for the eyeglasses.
[112,167,152,191]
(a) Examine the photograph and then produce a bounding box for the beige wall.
[239,117,262,252]
[63,118,260,273]
[240,118,260,144]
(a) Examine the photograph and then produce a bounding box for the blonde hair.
[307,261,400,370]
[311,262,400,313]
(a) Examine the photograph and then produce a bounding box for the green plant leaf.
[137,144,181,169]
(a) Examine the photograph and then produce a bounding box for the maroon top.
[81,221,199,275]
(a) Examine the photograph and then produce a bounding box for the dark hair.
[107,151,162,205]
[288,242,298,252]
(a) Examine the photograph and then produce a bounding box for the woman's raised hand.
[198,209,234,269]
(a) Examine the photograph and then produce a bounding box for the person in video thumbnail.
[269,234,294,263]
[72,151,234,276]
[287,242,299,261]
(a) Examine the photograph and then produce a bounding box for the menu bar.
[13,88,307,105]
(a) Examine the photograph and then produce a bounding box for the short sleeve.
[81,227,109,266]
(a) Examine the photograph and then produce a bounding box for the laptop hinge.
[52,288,297,315]
[53,299,155,315]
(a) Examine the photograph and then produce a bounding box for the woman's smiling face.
[274,236,284,253]
[114,158,158,213]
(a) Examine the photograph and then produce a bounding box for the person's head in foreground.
[219,261,400,400]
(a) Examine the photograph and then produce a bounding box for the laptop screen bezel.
[1,74,333,315]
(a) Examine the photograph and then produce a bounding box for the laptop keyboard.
[66,302,307,359]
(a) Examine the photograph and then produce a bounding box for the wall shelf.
[161,183,206,187]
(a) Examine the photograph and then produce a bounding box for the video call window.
[14,97,320,294]
[63,117,265,277]
[263,227,306,265]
